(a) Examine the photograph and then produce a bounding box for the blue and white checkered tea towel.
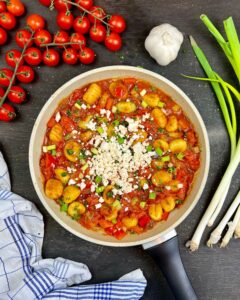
[0,152,147,300]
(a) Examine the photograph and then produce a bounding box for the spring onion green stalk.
[186,15,240,250]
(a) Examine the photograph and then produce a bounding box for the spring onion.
[185,15,240,251]
[149,192,156,199]
[155,147,163,156]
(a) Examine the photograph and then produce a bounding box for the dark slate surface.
[1,0,240,299]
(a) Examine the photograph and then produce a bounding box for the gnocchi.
[83,83,102,105]
[45,179,63,199]
[63,186,81,204]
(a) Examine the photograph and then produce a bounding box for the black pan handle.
[144,233,197,300]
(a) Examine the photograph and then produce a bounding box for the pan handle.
[143,230,198,300]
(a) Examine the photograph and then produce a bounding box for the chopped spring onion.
[51,149,56,156]
[176,152,184,160]
[43,145,56,152]
[112,106,117,113]
[146,145,153,152]
[140,201,146,208]
[155,147,163,156]
[60,202,68,212]
[141,100,148,108]
[97,127,104,134]
[91,148,98,155]
[95,176,102,184]
[161,155,170,162]
[74,101,82,109]
[149,192,156,199]
[158,101,165,108]
[113,119,120,126]
[112,200,121,210]
[96,186,105,194]
[81,163,88,171]
[112,218,117,224]
[117,136,125,144]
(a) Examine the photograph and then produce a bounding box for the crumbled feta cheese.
[165,185,171,190]
[68,179,76,185]
[87,120,97,131]
[81,104,87,109]
[168,163,173,167]
[78,181,86,190]
[90,184,96,192]
[99,197,104,203]
[142,113,150,122]
[140,89,147,96]
[42,146,48,153]
[67,167,76,173]
[143,183,149,190]
[55,112,61,122]
[124,207,129,212]
[95,203,102,209]
[177,183,183,189]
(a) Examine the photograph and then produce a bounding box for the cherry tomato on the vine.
[0,1,6,13]
[0,27,7,45]
[8,86,26,104]
[0,103,16,122]
[15,29,33,48]
[89,24,106,43]
[17,65,35,83]
[75,0,93,11]
[0,12,16,30]
[39,0,51,6]
[54,30,69,47]
[79,47,95,64]
[6,0,25,17]
[73,16,90,34]
[34,29,52,47]
[54,0,72,11]
[88,6,106,24]
[43,49,60,67]
[105,32,122,51]
[5,49,24,68]
[0,68,15,87]
[62,48,78,65]
[25,47,42,66]
[70,32,86,50]
[56,11,73,30]
[26,14,45,31]
[108,15,126,33]
[0,87,5,97]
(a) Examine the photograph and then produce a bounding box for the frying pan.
[29,66,210,300]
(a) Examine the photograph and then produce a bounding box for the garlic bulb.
[145,23,184,66]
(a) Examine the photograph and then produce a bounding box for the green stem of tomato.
[40,42,84,47]
[0,31,35,108]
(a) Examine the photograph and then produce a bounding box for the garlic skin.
[145,23,184,66]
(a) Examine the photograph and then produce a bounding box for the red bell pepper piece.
[138,215,151,228]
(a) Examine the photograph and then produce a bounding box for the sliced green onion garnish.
[60,203,68,212]
[96,186,105,194]
[112,218,117,224]
[158,101,165,108]
[155,147,163,156]
[97,126,104,134]
[95,176,102,184]
[140,201,146,208]
[117,136,125,144]
[149,192,156,199]
[146,145,153,152]
[176,152,184,160]
[91,148,98,155]
[161,155,170,162]
[141,100,148,108]
[112,200,121,210]
[51,149,56,156]
[113,119,120,126]
[81,163,88,171]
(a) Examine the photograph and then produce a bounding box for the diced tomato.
[60,115,75,132]
[138,215,151,227]
[114,229,127,240]
[47,116,56,128]
[99,219,113,229]
[131,226,144,234]
[161,211,169,221]
[105,226,114,236]
[178,117,190,131]
[186,130,197,146]
[105,97,114,110]
[123,77,136,90]
[45,153,56,168]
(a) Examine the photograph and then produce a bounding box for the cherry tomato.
[89,24,106,43]
[17,65,35,83]
[105,32,122,51]
[43,49,60,67]
[62,48,78,65]
[39,0,51,6]
[0,12,16,30]
[15,29,33,48]
[79,47,95,64]
[5,49,24,68]
[56,11,73,30]
[70,32,86,50]
[24,47,42,66]
[73,16,90,34]
[0,27,7,45]
[0,87,5,97]
[0,68,15,87]
[75,0,93,11]
[0,103,16,122]
[8,85,26,104]
[54,0,72,11]
[108,15,126,33]
[54,30,69,47]
[26,14,45,31]
[0,1,6,13]
[88,6,106,24]
[6,0,25,17]
[34,29,52,47]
